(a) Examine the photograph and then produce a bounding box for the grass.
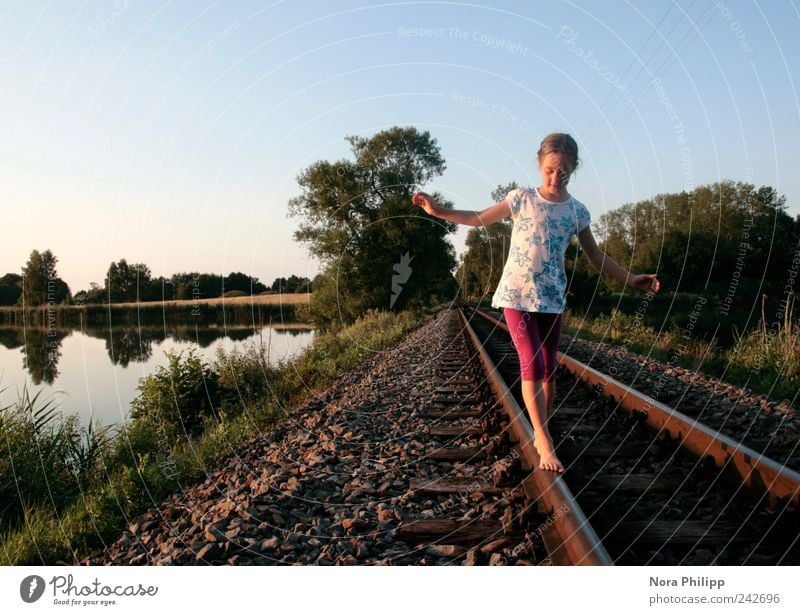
[0,305,436,564]
[563,303,800,403]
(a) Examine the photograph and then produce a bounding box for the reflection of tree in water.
[20,328,69,385]
[168,325,312,347]
[0,328,24,350]
[170,326,254,347]
[90,326,263,365]
[105,328,163,367]
[79,327,160,367]
[8,322,315,374]
[274,328,314,338]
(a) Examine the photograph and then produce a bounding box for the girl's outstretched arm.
[412,191,510,227]
[578,227,661,293]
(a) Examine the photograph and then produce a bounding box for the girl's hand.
[412,191,439,216]
[629,274,661,293]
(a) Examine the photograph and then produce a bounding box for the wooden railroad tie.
[604,520,748,547]
[429,446,486,462]
[428,425,483,438]
[396,518,520,546]
[426,406,484,418]
[569,473,685,495]
[408,477,503,496]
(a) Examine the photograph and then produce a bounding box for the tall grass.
[0,389,112,532]
[563,307,717,369]
[564,300,800,402]
[725,295,800,400]
[0,307,433,564]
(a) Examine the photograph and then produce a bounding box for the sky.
[1,0,799,292]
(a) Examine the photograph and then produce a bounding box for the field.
[108,292,312,308]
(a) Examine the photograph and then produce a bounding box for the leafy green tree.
[453,183,519,302]
[270,275,312,293]
[0,273,22,306]
[595,181,800,303]
[455,221,511,301]
[140,276,176,302]
[105,259,153,303]
[289,126,457,323]
[225,272,267,295]
[196,273,222,298]
[20,250,70,306]
[171,272,221,301]
[83,283,106,304]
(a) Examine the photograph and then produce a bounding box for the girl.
[412,133,660,473]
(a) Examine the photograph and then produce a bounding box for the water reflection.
[3,327,71,386]
[0,323,313,379]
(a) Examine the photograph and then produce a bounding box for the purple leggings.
[503,308,563,382]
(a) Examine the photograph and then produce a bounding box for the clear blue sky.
[2,0,799,292]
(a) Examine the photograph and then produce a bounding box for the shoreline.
[0,292,312,312]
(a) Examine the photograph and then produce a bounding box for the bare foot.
[533,433,564,473]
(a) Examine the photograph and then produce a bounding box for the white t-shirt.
[490,187,591,313]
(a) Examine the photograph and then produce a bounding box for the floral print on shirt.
[491,187,591,313]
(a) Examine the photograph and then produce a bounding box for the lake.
[0,322,314,430]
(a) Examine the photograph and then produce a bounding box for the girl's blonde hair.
[538,133,580,171]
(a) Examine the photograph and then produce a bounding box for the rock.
[488,553,505,566]
[260,537,280,551]
[377,508,395,523]
[203,520,229,542]
[464,548,478,566]
[341,518,358,531]
[195,543,222,562]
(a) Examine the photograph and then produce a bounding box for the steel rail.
[457,307,613,565]
[470,306,800,511]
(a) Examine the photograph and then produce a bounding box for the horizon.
[2,1,799,291]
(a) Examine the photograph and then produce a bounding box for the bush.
[129,349,220,439]
[215,340,276,416]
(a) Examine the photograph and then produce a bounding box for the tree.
[0,273,22,306]
[141,276,176,302]
[271,275,312,293]
[105,259,153,303]
[455,183,516,301]
[225,272,267,295]
[289,126,457,322]
[83,282,106,304]
[594,181,800,302]
[20,250,70,306]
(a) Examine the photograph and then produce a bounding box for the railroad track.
[392,307,609,565]
[89,305,799,566]
[455,305,800,565]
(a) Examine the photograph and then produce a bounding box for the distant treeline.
[459,180,800,322]
[0,308,314,386]
[0,252,313,306]
[0,299,313,329]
